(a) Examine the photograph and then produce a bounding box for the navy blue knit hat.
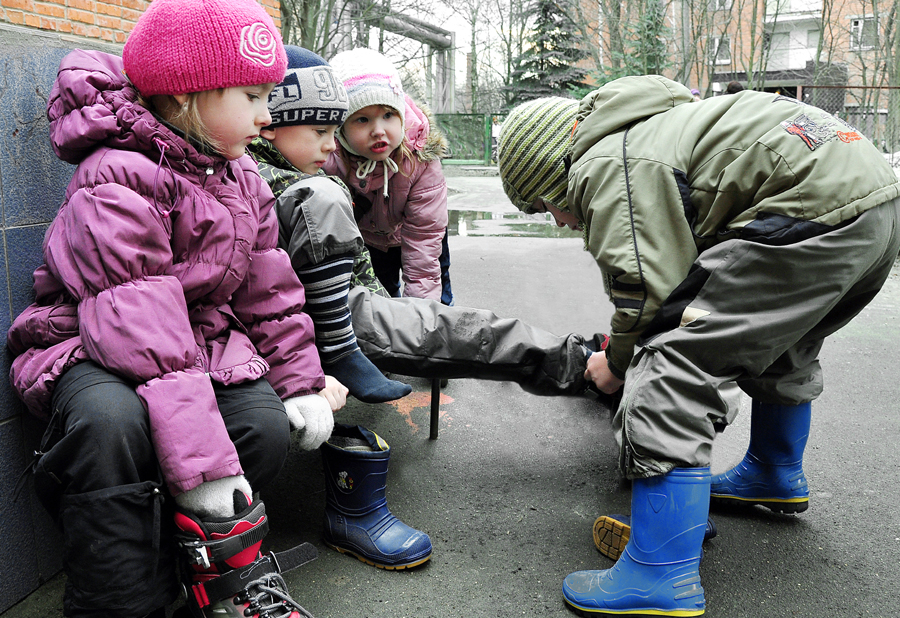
[267,46,349,128]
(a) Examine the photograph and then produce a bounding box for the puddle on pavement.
[448,209,583,239]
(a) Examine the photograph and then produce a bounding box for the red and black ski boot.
[174,491,318,618]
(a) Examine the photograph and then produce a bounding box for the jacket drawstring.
[152,138,180,221]
[356,157,398,198]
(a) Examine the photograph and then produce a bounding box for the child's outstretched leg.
[298,255,411,403]
[174,476,317,618]
[349,286,593,395]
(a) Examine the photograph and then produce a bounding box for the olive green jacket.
[568,75,900,376]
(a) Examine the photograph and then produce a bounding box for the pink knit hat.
[123,0,287,96]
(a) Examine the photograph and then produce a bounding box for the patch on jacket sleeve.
[780,112,863,151]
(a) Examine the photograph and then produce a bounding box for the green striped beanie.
[498,97,579,213]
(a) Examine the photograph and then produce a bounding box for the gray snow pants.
[349,286,589,395]
[615,198,900,479]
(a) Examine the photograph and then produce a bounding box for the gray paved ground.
[4,169,899,617]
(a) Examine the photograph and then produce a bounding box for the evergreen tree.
[506,0,589,107]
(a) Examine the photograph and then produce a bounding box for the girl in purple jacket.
[324,48,455,305]
[6,0,344,616]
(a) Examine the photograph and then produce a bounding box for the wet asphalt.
[4,168,899,618]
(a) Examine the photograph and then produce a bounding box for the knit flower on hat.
[240,22,279,67]
[390,74,404,96]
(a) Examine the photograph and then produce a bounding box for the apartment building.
[590,0,899,148]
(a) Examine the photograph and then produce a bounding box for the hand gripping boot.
[321,424,432,569]
[175,491,318,617]
[710,401,810,514]
[563,468,710,616]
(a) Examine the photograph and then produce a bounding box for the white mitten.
[174,474,252,519]
[283,394,335,450]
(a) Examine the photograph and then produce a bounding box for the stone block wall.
[0,1,284,609]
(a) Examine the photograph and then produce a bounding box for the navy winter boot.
[321,424,432,570]
[710,401,811,514]
[563,467,710,616]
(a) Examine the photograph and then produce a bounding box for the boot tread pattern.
[592,516,631,561]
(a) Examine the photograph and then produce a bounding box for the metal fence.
[800,85,900,159]
[437,92,900,166]
[434,113,501,165]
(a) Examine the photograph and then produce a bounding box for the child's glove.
[283,394,334,450]
[174,474,252,518]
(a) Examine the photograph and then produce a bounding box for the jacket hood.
[403,95,448,162]
[571,75,694,163]
[48,49,224,173]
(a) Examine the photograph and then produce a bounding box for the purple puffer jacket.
[6,50,325,495]
[324,96,449,300]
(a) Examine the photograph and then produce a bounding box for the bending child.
[7,1,346,616]
[324,47,454,305]
[498,80,900,616]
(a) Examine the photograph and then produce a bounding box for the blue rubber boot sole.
[563,554,705,616]
[710,453,809,513]
[323,507,432,570]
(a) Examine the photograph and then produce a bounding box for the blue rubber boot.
[593,513,717,561]
[563,468,710,616]
[321,424,432,570]
[710,401,810,514]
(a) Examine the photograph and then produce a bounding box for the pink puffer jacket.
[6,50,324,495]
[324,96,449,300]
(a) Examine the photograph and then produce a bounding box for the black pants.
[33,361,291,617]
[367,227,454,305]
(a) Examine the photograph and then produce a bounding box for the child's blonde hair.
[142,92,226,155]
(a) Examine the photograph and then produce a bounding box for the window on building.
[807,29,820,50]
[850,17,877,50]
[709,0,733,10]
[709,36,732,65]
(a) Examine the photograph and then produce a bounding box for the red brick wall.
[1,0,282,44]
